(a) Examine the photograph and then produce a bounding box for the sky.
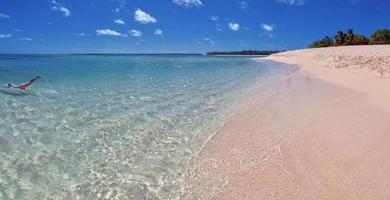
[0,0,389,54]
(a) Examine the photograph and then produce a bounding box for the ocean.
[0,55,280,199]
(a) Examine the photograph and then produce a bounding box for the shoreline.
[184,45,390,199]
[263,45,390,111]
[206,55,268,57]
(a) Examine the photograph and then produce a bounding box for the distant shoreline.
[207,50,283,56]
[206,54,268,57]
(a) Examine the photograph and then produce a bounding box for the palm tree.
[309,28,390,48]
[346,28,355,45]
[353,34,369,45]
[335,31,347,46]
[322,36,333,47]
[308,36,333,48]
[370,29,390,45]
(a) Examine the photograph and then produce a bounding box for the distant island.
[206,50,283,56]
[309,28,390,48]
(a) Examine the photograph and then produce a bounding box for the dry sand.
[181,46,390,200]
[266,45,390,111]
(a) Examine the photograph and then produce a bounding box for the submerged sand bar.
[184,46,390,199]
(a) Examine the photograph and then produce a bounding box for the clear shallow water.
[0,55,280,199]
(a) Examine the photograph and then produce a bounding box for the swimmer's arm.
[4,83,17,88]
[29,75,43,83]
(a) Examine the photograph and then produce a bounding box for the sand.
[266,45,390,111]
[182,46,390,200]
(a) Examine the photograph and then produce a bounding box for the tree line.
[309,28,390,48]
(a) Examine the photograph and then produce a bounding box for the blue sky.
[0,0,389,53]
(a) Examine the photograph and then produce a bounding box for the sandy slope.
[266,45,390,111]
[182,46,390,200]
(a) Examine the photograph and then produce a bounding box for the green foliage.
[308,28,389,48]
[308,40,322,48]
[353,34,369,45]
[345,28,355,45]
[370,29,390,45]
[309,36,332,48]
[335,31,347,46]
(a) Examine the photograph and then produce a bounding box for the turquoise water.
[0,55,279,199]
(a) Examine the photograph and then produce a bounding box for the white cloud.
[51,0,71,17]
[173,0,202,8]
[276,0,304,5]
[215,23,223,31]
[204,37,215,46]
[20,37,32,41]
[228,22,240,31]
[134,8,157,24]
[154,29,163,35]
[112,0,127,8]
[261,24,274,32]
[96,29,127,37]
[114,19,125,25]
[0,34,11,38]
[211,16,219,21]
[129,29,142,37]
[238,1,248,10]
[0,13,10,18]
[211,16,221,31]
[75,33,87,36]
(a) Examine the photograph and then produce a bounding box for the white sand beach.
[183,45,390,200]
[267,45,390,111]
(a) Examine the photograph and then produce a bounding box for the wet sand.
[265,45,390,111]
[182,57,390,199]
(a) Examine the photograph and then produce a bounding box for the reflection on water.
[0,55,281,199]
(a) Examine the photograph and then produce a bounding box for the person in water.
[4,75,42,90]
